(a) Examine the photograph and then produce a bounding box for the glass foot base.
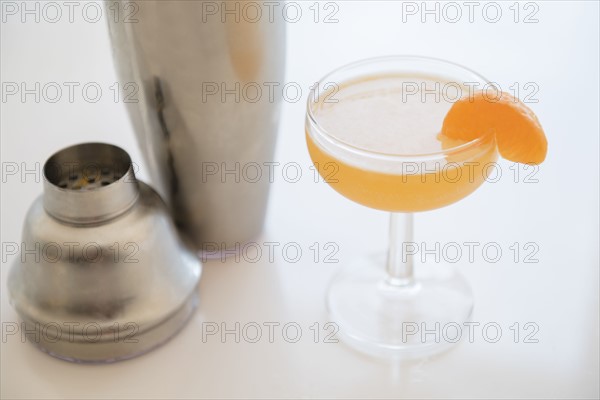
[327,255,474,358]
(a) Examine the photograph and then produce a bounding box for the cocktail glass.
[305,56,498,357]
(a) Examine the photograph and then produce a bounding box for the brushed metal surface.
[8,143,201,363]
[106,0,287,250]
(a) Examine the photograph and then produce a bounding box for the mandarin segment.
[441,91,547,164]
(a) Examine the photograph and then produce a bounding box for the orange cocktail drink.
[305,56,546,358]
[306,74,498,212]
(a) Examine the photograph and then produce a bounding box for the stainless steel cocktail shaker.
[106,0,286,250]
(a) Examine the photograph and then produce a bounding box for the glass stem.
[386,212,414,287]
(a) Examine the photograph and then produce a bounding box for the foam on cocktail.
[315,74,463,156]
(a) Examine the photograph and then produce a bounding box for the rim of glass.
[306,55,494,160]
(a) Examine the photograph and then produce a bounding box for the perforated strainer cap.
[43,143,139,224]
[8,142,201,363]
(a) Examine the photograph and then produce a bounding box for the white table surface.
[1,1,599,398]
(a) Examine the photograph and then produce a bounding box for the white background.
[1,1,599,398]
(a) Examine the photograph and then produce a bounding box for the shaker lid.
[43,143,139,224]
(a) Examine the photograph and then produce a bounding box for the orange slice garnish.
[441,91,547,164]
